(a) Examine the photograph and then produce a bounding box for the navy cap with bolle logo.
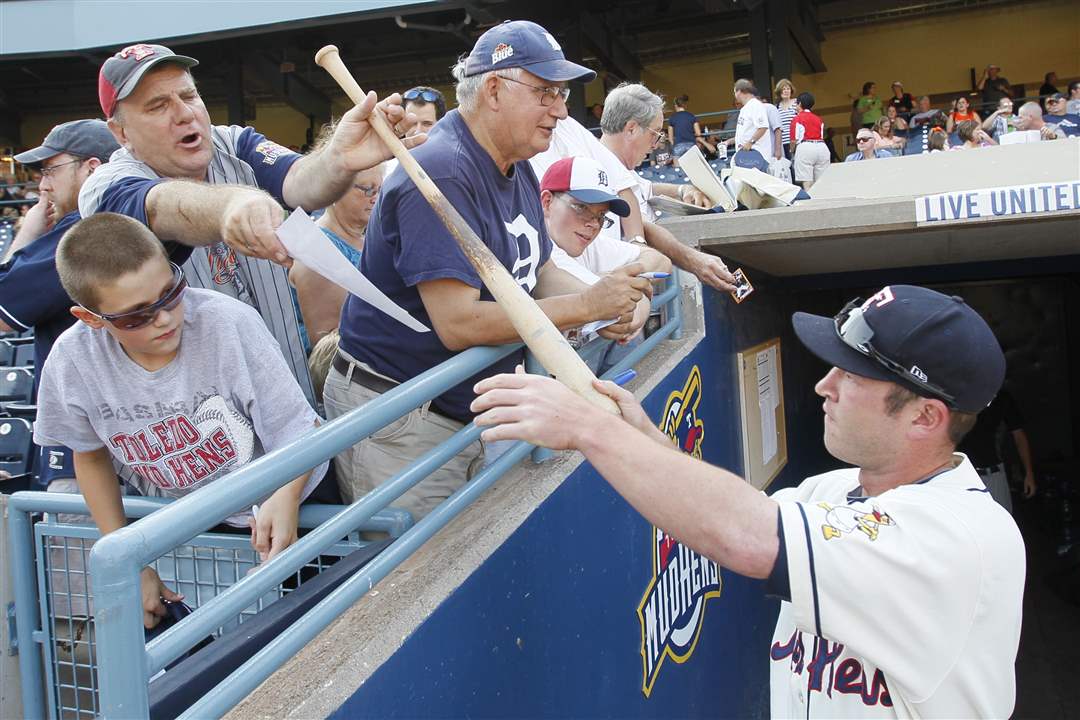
[792,285,1005,413]
[463,20,596,83]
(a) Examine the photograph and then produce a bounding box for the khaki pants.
[323,350,483,522]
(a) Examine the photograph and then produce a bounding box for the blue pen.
[611,369,637,386]
[639,272,670,280]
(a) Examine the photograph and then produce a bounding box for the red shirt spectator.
[790,108,824,142]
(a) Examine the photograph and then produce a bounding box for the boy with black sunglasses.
[34,212,326,629]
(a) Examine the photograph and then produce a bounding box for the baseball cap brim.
[566,188,630,216]
[792,311,898,385]
[13,145,60,166]
[524,58,596,83]
[116,54,198,104]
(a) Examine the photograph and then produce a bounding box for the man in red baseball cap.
[79,42,422,404]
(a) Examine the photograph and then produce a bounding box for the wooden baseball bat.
[315,45,619,414]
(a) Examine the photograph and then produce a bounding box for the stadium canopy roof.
[0,0,436,58]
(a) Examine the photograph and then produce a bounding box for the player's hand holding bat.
[219,186,290,265]
[139,566,184,629]
[582,262,653,324]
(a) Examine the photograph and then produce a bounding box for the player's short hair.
[57,212,167,311]
[796,92,815,110]
[601,83,663,135]
[451,56,521,114]
[884,384,978,446]
[733,79,758,97]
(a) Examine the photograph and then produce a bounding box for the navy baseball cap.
[98,43,198,118]
[464,20,596,83]
[14,119,120,167]
[792,285,1005,413]
[732,149,770,173]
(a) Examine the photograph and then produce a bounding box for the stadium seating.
[0,367,34,404]
[0,416,34,477]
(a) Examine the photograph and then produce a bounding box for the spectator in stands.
[289,122,385,352]
[538,156,669,373]
[884,104,908,133]
[855,82,883,129]
[872,116,905,153]
[1,120,119,490]
[887,81,914,115]
[733,79,772,162]
[1015,101,1065,140]
[1039,71,1059,110]
[326,21,652,518]
[927,127,949,153]
[955,120,996,149]
[1042,93,1080,137]
[79,43,418,408]
[909,95,935,125]
[845,128,894,161]
[1067,81,1080,115]
[590,103,604,122]
[402,86,446,137]
[824,127,841,163]
[946,96,981,132]
[981,97,1017,140]
[978,64,1012,110]
[667,95,707,160]
[775,79,798,159]
[36,213,328,628]
[789,92,829,190]
[529,84,735,293]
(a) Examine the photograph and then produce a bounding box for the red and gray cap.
[98,43,198,118]
[540,156,630,216]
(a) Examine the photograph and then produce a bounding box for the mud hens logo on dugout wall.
[637,366,721,697]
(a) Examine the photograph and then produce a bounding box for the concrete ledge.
[225,279,706,720]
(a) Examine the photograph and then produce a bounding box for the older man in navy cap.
[473,285,1025,718]
[327,21,652,520]
[0,119,119,487]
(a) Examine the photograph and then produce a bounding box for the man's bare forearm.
[280,148,355,212]
[642,221,694,268]
[146,181,262,246]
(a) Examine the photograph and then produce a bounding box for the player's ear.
[70,305,105,329]
[540,190,553,212]
[909,398,949,441]
[106,115,129,150]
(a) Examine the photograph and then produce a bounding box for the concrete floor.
[1013,495,1080,719]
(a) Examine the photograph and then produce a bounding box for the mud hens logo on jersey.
[636,366,721,697]
[208,242,239,285]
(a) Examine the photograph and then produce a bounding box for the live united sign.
[915,180,1080,225]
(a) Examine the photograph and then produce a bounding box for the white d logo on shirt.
[505,214,541,292]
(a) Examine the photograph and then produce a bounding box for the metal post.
[8,503,46,719]
[90,527,151,719]
[671,270,684,340]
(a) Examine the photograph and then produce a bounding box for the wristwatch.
[629,234,647,245]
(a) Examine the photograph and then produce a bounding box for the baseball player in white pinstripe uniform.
[79,43,421,404]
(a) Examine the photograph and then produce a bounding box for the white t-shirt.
[530,116,640,245]
[35,289,327,527]
[768,455,1025,718]
[736,97,773,158]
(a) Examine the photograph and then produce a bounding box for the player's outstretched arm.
[472,370,780,578]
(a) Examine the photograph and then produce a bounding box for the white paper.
[276,210,429,333]
[678,146,738,212]
[757,348,778,464]
[580,318,618,335]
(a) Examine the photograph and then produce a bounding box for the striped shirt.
[79,125,315,405]
[777,103,799,144]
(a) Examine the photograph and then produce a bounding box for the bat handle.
[314,45,405,159]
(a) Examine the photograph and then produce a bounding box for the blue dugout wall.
[332,283,836,718]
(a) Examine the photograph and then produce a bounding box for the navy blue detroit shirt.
[0,211,82,395]
[339,109,552,420]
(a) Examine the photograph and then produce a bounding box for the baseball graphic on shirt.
[193,395,254,465]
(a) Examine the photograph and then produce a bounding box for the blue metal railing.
[8,273,686,719]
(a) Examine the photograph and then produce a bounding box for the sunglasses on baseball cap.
[792,285,1005,413]
[87,263,187,330]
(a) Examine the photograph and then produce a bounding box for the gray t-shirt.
[78,124,315,405]
[35,288,326,526]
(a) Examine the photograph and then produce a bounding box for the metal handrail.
[9,273,686,719]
